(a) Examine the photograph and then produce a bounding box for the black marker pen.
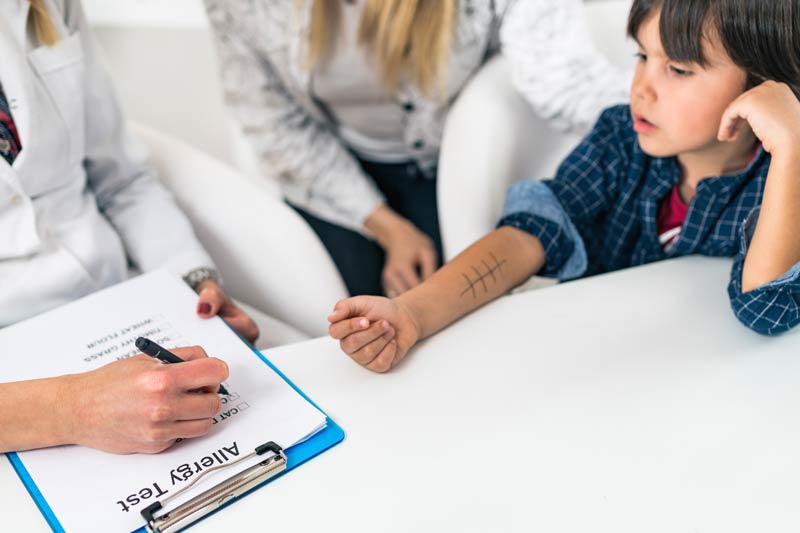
[135,337,230,396]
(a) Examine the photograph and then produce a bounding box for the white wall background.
[84,0,233,162]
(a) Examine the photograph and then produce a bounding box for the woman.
[0,0,257,454]
[204,0,628,297]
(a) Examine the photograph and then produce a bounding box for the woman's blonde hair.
[29,0,60,47]
[307,0,458,97]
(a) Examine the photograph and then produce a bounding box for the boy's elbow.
[737,315,794,336]
[730,292,800,336]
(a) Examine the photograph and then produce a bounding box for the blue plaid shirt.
[498,104,800,336]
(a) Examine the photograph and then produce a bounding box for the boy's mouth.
[633,113,658,133]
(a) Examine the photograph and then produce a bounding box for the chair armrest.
[437,1,635,262]
[438,55,581,261]
[131,123,348,338]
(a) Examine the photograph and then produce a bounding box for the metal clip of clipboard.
[141,441,286,533]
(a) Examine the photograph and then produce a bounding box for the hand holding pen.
[136,337,231,396]
[57,344,228,453]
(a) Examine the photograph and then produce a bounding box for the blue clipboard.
[5,344,345,533]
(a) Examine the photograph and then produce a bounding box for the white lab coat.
[0,0,213,326]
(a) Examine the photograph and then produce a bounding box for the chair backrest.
[132,123,348,338]
[437,0,635,261]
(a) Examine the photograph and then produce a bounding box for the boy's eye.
[669,65,693,77]
[634,52,647,62]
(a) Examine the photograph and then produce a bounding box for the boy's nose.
[631,75,655,103]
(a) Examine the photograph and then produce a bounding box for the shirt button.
[412,139,425,150]
[11,194,22,205]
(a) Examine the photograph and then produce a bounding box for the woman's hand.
[365,205,438,297]
[719,81,800,155]
[195,280,259,344]
[66,346,228,454]
[328,296,422,372]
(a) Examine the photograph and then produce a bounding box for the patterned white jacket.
[204,0,628,233]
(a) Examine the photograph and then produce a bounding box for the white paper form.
[0,270,327,533]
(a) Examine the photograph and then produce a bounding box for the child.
[327,0,800,373]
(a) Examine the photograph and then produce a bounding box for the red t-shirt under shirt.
[657,185,688,250]
[658,145,761,250]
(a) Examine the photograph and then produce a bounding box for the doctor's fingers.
[170,345,210,362]
[139,419,216,453]
[223,308,260,344]
[144,391,221,426]
[159,356,229,392]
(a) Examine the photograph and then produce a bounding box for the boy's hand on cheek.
[719,81,800,155]
[328,296,422,373]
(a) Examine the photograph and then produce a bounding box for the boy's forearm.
[742,152,800,292]
[397,226,546,339]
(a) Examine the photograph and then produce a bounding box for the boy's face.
[630,11,749,158]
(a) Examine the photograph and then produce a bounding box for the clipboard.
[6,342,345,533]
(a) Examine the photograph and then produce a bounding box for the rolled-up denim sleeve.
[496,105,632,281]
[497,180,588,280]
[728,207,800,335]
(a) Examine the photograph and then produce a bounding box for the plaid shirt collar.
[640,146,768,257]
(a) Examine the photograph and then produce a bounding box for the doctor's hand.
[67,347,228,454]
[195,280,259,344]
[328,296,422,372]
[364,205,438,297]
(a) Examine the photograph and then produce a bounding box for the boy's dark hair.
[627,0,800,96]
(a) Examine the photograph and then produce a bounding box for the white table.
[5,257,800,532]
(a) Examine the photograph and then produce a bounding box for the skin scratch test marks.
[460,252,508,299]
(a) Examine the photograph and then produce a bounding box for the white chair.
[132,124,349,346]
[437,0,635,261]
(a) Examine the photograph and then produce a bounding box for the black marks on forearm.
[461,273,476,299]
[471,266,488,292]
[481,259,496,283]
[460,253,508,300]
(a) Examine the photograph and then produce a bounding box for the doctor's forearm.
[0,376,76,453]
